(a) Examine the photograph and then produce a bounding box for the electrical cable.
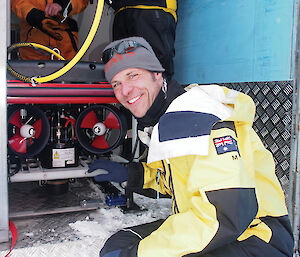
[8,42,65,60]
[7,0,104,84]
[35,0,104,84]
[7,42,65,83]
[7,155,22,178]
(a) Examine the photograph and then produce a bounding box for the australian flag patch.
[213,135,239,155]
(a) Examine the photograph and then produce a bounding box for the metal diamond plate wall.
[223,81,294,193]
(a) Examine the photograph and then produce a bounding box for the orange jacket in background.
[11,0,89,60]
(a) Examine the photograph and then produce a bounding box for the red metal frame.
[7,80,119,104]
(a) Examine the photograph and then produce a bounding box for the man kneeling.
[88,37,293,257]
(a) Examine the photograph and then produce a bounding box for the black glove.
[26,8,63,40]
[88,158,128,183]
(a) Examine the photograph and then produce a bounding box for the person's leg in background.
[113,8,176,81]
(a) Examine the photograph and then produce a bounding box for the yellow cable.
[29,43,66,60]
[34,0,104,84]
[7,42,66,83]
[8,42,65,60]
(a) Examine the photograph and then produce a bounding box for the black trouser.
[100,219,165,257]
[113,8,176,81]
[184,235,291,257]
[100,219,292,257]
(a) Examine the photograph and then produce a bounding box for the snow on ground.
[0,183,172,257]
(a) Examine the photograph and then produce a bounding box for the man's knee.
[100,229,140,257]
[100,220,165,257]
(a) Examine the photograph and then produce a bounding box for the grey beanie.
[102,36,165,83]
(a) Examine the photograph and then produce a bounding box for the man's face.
[111,68,163,118]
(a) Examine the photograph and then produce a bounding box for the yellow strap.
[116,5,177,22]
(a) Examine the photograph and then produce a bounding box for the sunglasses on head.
[102,40,149,64]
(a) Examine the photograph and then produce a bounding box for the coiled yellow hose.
[7,42,65,83]
[8,0,104,84]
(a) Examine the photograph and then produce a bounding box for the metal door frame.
[289,1,300,255]
[0,0,9,243]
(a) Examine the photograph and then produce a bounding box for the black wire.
[8,155,22,177]
[128,133,139,162]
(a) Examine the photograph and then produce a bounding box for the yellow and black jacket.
[11,0,89,60]
[107,0,177,21]
[128,83,293,256]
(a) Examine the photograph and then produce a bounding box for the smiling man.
[111,68,163,117]
[88,37,294,257]
[103,38,166,118]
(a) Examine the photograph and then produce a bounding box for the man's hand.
[88,158,128,183]
[45,3,62,17]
